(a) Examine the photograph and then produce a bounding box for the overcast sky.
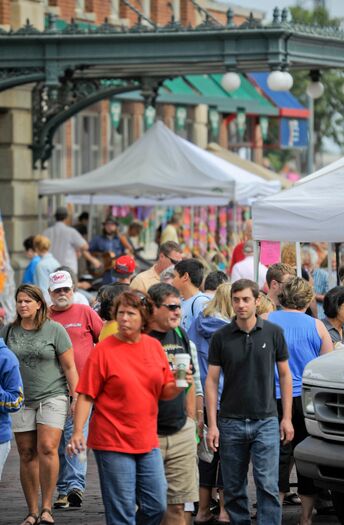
[220,0,344,18]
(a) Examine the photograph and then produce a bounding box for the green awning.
[111,74,278,117]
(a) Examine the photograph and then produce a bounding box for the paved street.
[0,443,339,525]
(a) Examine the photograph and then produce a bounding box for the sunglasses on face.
[166,255,180,265]
[53,287,72,294]
[161,303,181,312]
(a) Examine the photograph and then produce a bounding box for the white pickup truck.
[294,349,344,523]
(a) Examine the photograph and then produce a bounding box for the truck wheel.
[331,491,344,524]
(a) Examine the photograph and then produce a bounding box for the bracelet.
[197,410,204,414]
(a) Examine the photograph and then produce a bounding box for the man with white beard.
[48,270,103,510]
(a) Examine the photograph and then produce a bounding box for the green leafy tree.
[289,6,344,155]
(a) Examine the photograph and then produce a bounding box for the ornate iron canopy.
[1,6,343,166]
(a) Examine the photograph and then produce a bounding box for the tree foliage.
[289,6,344,154]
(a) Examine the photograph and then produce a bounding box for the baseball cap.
[49,270,73,291]
[112,255,136,278]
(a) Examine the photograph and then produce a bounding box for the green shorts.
[11,395,69,432]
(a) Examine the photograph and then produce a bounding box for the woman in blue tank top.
[268,277,332,525]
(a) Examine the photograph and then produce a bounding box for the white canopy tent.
[252,156,344,281]
[252,156,344,242]
[39,121,280,205]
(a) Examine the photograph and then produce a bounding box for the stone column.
[0,0,45,282]
[193,104,208,148]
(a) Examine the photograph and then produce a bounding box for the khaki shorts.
[11,395,69,432]
[159,417,199,505]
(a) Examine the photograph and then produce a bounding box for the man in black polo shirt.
[148,283,199,525]
[206,279,293,525]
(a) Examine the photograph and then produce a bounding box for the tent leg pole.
[328,242,334,288]
[233,202,237,236]
[88,195,95,242]
[295,242,302,277]
[38,198,43,232]
[253,241,260,285]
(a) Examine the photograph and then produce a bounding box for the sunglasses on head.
[161,303,181,311]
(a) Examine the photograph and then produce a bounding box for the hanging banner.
[280,118,308,148]
[144,105,156,129]
[260,241,281,266]
[259,116,269,141]
[109,100,122,129]
[175,106,187,130]
[209,109,220,138]
[236,107,246,140]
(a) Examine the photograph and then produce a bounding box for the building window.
[48,124,66,179]
[72,113,101,175]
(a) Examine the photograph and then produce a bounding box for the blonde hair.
[256,293,275,316]
[281,243,296,267]
[279,277,314,310]
[33,235,51,254]
[203,283,233,319]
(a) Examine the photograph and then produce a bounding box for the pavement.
[0,442,340,525]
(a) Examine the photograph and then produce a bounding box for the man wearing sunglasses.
[148,283,200,525]
[130,241,183,293]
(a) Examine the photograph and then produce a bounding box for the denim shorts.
[0,441,11,480]
[11,395,68,432]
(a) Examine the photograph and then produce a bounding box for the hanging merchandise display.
[199,207,208,255]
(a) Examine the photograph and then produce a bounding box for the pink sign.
[260,241,280,266]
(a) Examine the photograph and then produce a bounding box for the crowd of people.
[1,207,344,525]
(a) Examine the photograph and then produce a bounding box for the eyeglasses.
[166,255,180,266]
[161,303,181,312]
[52,287,72,294]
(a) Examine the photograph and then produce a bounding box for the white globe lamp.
[306,70,325,100]
[267,70,289,91]
[221,72,241,92]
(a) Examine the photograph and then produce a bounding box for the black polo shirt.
[208,317,288,420]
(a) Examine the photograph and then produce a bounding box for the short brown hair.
[158,241,182,258]
[14,284,48,330]
[266,263,296,287]
[231,279,259,299]
[278,277,314,310]
[112,290,153,332]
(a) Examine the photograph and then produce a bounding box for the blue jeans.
[219,416,281,525]
[94,448,167,525]
[57,413,89,494]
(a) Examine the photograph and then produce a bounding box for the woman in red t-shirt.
[68,290,190,525]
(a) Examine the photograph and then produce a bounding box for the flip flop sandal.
[40,508,55,525]
[20,514,39,525]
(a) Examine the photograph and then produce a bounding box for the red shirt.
[50,304,103,374]
[77,334,175,453]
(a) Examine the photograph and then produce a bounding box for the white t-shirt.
[43,222,86,274]
[231,256,267,289]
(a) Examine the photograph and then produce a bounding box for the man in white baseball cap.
[48,270,103,510]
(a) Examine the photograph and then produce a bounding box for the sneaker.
[54,494,69,509]
[67,489,83,508]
